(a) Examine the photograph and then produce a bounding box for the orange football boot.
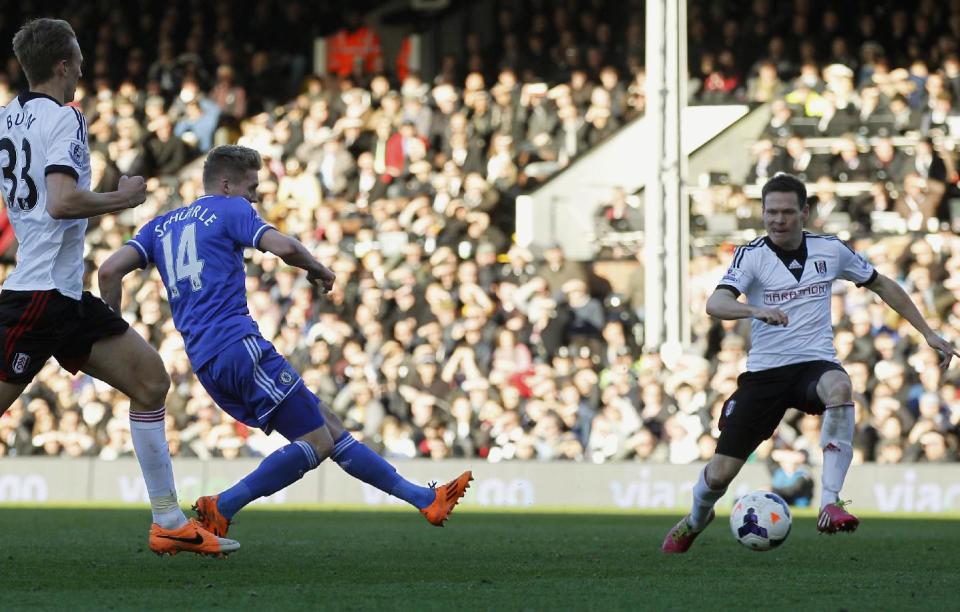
[149,518,240,557]
[193,495,232,537]
[420,470,473,526]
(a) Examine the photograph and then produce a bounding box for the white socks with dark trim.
[129,407,187,529]
[689,466,726,531]
[820,403,855,509]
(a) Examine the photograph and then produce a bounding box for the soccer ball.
[729,490,792,551]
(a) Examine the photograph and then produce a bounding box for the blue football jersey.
[128,195,274,368]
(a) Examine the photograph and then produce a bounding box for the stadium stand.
[0,0,958,469]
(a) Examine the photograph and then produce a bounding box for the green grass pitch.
[0,506,955,611]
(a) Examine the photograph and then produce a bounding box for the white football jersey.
[0,92,90,300]
[718,232,877,371]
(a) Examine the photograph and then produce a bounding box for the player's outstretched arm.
[258,229,336,293]
[98,244,145,313]
[706,287,788,326]
[46,173,147,219]
[868,273,960,369]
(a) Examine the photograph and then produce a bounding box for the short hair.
[202,145,262,188]
[12,18,76,86]
[761,173,807,209]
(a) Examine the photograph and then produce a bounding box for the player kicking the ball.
[99,145,472,538]
[0,18,236,557]
[662,173,958,553]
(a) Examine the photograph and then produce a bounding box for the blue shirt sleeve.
[223,197,273,249]
[127,221,156,267]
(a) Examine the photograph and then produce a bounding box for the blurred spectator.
[174,95,221,153]
[768,449,815,507]
[869,137,908,183]
[830,136,870,182]
[143,115,194,177]
[596,187,642,234]
[895,173,939,232]
[746,139,779,183]
[746,61,785,104]
[210,65,247,122]
[763,99,794,139]
[537,244,587,297]
[326,11,382,79]
[775,135,827,182]
[808,176,849,232]
[697,51,741,103]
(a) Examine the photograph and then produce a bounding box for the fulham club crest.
[814,260,827,276]
[12,352,30,374]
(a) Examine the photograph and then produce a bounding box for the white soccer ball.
[729,490,792,551]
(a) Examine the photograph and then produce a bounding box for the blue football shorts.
[196,334,324,439]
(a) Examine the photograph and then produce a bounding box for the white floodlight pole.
[644,0,689,350]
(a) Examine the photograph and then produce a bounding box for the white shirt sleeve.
[717,246,756,297]
[44,107,88,181]
[835,240,878,286]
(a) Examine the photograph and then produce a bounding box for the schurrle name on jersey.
[6,110,37,130]
[154,204,218,237]
[763,281,830,305]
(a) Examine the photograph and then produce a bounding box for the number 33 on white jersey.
[0,93,91,299]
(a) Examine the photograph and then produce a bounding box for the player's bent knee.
[126,367,170,409]
[139,366,171,406]
[707,470,737,490]
[817,371,852,405]
[705,472,729,490]
[131,362,170,409]
[298,426,334,462]
[705,468,727,490]
[826,381,852,405]
[707,455,743,489]
[123,339,171,406]
[317,401,345,439]
[837,380,853,400]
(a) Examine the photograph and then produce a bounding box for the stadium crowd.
[0,0,959,469]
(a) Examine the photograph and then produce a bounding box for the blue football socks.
[217,441,320,519]
[331,433,435,509]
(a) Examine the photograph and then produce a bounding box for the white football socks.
[129,407,187,529]
[689,466,726,530]
[820,403,855,509]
